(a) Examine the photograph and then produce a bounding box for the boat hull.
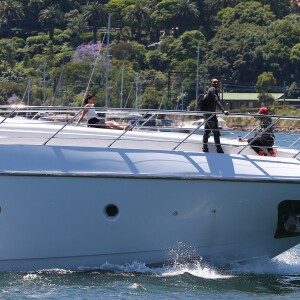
[0,173,299,271]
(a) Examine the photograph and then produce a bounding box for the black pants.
[87,117,106,128]
[248,134,275,154]
[202,115,222,150]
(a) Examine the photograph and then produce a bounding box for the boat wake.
[24,246,300,280]
[229,246,300,275]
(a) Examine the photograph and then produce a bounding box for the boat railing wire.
[0,105,299,158]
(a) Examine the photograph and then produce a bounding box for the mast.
[105,14,111,107]
[120,62,124,108]
[43,58,46,104]
[135,72,139,109]
[26,78,31,118]
[196,43,200,101]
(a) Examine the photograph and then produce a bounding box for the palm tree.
[0,0,24,37]
[38,6,63,42]
[153,0,199,37]
[124,0,151,42]
[170,0,199,36]
[83,1,106,44]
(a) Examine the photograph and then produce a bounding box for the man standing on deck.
[202,78,229,153]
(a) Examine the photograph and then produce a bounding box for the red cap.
[258,107,268,115]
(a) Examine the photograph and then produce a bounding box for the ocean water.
[1,132,299,299]
[1,246,300,299]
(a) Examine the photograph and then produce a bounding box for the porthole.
[104,204,119,218]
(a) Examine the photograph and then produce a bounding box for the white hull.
[0,108,299,271]
[0,144,299,271]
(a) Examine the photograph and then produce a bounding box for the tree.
[288,82,300,99]
[256,71,276,105]
[261,0,291,18]
[38,6,63,42]
[170,0,200,36]
[290,43,300,79]
[140,86,163,108]
[262,14,300,82]
[110,41,146,69]
[83,1,106,44]
[153,0,200,37]
[65,9,88,38]
[0,0,24,37]
[207,23,266,82]
[123,0,151,42]
[105,0,136,41]
[167,30,206,63]
[0,38,25,68]
[217,1,275,28]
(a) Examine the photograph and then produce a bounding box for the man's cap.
[258,107,269,115]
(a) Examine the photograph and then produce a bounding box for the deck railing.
[0,105,299,158]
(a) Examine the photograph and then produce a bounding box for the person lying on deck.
[76,94,129,130]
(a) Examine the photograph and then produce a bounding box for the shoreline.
[230,126,300,133]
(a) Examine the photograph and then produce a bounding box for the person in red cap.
[238,106,276,156]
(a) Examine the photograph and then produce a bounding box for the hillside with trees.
[0,0,300,110]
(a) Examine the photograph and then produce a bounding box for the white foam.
[32,245,300,278]
[229,246,300,275]
[23,273,39,280]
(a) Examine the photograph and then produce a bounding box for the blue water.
[225,131,300,149]
[1,132,300,299]
[1,247,300,299]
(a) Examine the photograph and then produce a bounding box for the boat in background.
[0,105,299,271]
[179,116,232,135]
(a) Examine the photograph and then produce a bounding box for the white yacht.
[0,106,299,271]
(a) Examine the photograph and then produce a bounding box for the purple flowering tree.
[7,93,21,105]
[72,43,102,63]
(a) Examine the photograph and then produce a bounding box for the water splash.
[229,246,300,275]
[23,246,300,279]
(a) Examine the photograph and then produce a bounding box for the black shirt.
[206,87,225,112]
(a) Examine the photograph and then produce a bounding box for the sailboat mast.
[196,43,200,101]
[105,14,111,107]
[135,72,139,109]
[120,62,124,108]
[43,58,46,104]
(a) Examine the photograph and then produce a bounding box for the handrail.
[43,110,82,146]
[237,117,281,154]
[0,106,299,157]
[0,108,18,124]
[172,113,216,150]
[107,110,151,148]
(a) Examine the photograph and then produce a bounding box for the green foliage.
[26,34,49,46]
[207,23,266,81]
[257,92,274,106]
[153,0,200,36]
[168,30,206,63]
[0,81,26,105]
[288,82,300,99]
[217,1,275,27]
[290,43,300,64]
[145,50,170,71]
[256,71,276,93]
[110,41,146,69]
[140,86,163,109]
[0,0,300,109]
[0,68,25,81]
